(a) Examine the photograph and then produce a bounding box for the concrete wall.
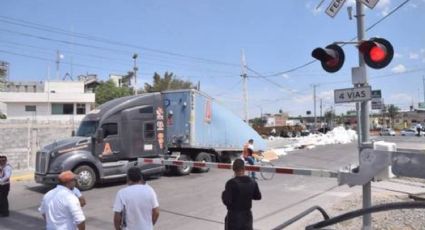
[4,102,89,121]
[44,81,85,93]
[0,92,95,103]
[0,120,78,170]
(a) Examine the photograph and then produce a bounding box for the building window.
[25,105,36,112]
[102,123,118,138]
[144,122,155,139]
[76,104,86,114]
[52,103,74,115]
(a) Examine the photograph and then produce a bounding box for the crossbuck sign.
[326,0,380,17]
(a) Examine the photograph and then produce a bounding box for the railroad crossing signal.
[311,44,345,73]
[359,37,394,69]
[312,38,393,73]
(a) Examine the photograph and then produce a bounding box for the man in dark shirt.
[222,159,262,230]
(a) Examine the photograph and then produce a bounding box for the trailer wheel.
[74,165,96,191]
[174,154,192,176]
[193,152,212,173]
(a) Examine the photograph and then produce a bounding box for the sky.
[1,0,425,119]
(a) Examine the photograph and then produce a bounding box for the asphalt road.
[2,135,424,230]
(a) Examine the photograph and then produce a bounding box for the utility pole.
[133,53,138,95]
[355,1,371,229]
[313,84,318,130]
[56,50,61,80]
[320,98,323,125]
[422,76,425,103]
[241,49,248,122]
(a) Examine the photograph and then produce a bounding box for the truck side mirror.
[71,130,75,136]
[95,128,104,143]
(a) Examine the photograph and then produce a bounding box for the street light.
[132,53,138,95]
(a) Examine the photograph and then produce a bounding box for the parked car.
[400,128,421,136]
[379,128,396,136]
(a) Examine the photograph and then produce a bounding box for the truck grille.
[36,151,49,174]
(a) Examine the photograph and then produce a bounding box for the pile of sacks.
[295,126,358,147]
[266,126,358,156]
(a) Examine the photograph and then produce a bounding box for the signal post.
[312,1,393,229]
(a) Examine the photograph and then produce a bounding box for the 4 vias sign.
[334,86,372,104]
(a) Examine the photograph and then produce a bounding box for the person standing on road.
[0,155,12,217]
[39,170,86,230]
[243,139,257,179]
[113,167,160,230]
[222,159,262,230]
[416,123,422,136]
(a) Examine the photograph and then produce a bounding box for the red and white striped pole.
[137,158,338,179]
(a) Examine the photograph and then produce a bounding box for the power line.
[0,39,131,65]
[0,49,132,74]
[0,15,239,68]
[0,28,240,76]
[246,66,322,97]
[213,79,242,97]
[0,28,133,55]
[0,37,240,77]
[365,0,410,32]
[254,0,411,78]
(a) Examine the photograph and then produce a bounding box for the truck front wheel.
[193,152,212,173]
[174,154,192,176]
[74,165,96,191]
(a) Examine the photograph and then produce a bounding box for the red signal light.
[359,37,393,69]
[369,46,386,62]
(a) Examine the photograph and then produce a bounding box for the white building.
[0,81,95,121]
[109,74,132,87]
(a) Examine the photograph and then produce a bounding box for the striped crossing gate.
[137,158,339,179]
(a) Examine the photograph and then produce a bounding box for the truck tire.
[193,152,212,173]
[174,154,192,176]
[74,165,96,191]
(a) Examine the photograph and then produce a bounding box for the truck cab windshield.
[76,120,99,137]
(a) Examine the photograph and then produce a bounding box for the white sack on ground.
[266,126,358,153]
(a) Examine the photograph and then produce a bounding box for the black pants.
[225,211,253,230]
[0,183,10,216]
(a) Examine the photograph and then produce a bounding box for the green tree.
[95,80,133,105]
[144,72,193,92]
[249,117,265,127]
[324,110,335,126]
[387,104,400,128]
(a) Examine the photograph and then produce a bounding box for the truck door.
[163,91,190,147]
[141,121,157,157]
[97,122,121,162]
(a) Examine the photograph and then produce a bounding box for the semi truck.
[35,89,266,190]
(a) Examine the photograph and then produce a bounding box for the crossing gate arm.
[338,148,425,187]
[137,158,339,179]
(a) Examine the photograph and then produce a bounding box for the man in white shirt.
[39,170,86,230]
[73,187,86,207]
[0,155,12,217]
[113,167,160,230]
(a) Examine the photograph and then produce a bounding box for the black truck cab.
[35,93,165,190]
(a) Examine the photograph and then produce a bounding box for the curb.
[11,172,34,182]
